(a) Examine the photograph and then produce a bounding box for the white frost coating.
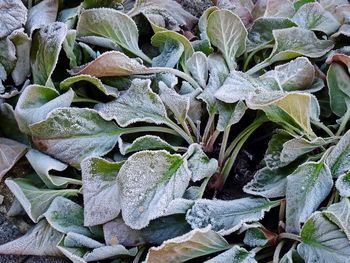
[326,129,350,177]
[243,167,287,198]
[217,100,247,131]
[83,245,137,262]
[186,143,218,182]
[335,173,350,197]
[204,245,257,263]
[187,52,208,88]
[324,198,350,240]
[96,79,168,127]
[285,161,333,234]
[159,81,190,124]
[81,157,122,226]
[0,137,27,180]
[0,220,63,256]
[261,57,315,91]
[26,149,81,188]
[186,197,278,235]
[29,107,120,168]
[5,178,79,223]
[64,232,104,249]
[298,212,350,263]
[117,150,192,229]
[15,85,74,134]
[57,244,87,263]
[0,0,27,38]
[144,226,230,263]
[118,135,177,155]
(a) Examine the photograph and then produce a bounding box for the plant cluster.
[1,0,350,262]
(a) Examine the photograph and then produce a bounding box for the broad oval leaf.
[186,197,278,235]
[285,161,333,233]
[217,100,247,132]
[0,0,27,38]
[186,52,208,88]
[335,172,350,197]
[0,138,27,181]
[324,198,350,240]
[207,9,247,70]
[81,157,123,226]
[30,107,121,168]
[117,150,192,229]
[144,227,231,263]
[204,245,257,263]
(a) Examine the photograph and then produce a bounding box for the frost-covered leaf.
[44,196,92,236]
[187,144,218,182]
[159,81,189,124]
[96,79,168,127]
[30,108,121,168]
[83,245,137,261]
[217,101,247,131]
[64,232,103,249]
[187,52,208,88]
[0,138,27,181]
[204,245,257,263]
[286,161,333,233]
[144,227,231,263]
[0,36,17,75]
[31,22,67,87]
[26,149,81,188]
[5,177,79,223]
[279,248,304,263]
[215,0,253,27]
[207,9,247,70]
[15,85,74,134]
[327,63,350,117]
[261,57,315,92]
[264,0,295,17]
[118,135,177,155]
[186,197,278,235]
[60,74,119,97]
[326,129,350,177]
[77,8,150,63]
[81,157,123,226]
[335,172,350,197]
[26,0,59,35]
[243,166,290,198]
[0,103,27,143]
[0,220,63,256]
[127,0,197,31]
[247,17,297,52]
[264,130,292,169]
[298,212,350,263]
[243,226,277,248]
[117,150,191,229]
[152,39,184,68]
[0,0,27,38]
[324,198,350,240]
[292,2,340,35]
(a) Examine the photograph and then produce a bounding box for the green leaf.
[77,8,151,63]
[0,103,28,143]
[63,232,103,248]
[30,108,121,168]
[119,135,177,155]
[117,150,192,229]
[26,0,59,35]
[324,198,350,240]
[335,172,350,197]
[152,39,184,68]
[298,212,350,263]
[326,129,350,177]
[15,85,74,134]
[83,245,137,261]
[60,74,119,97]
[31,22,68,86]
[279,248,304,263]
[285,161,333,233]
[217,101,247,131]
[0,220,63,256]
[207,9,247,70]
[291,2,340,35]
[187,143,218,182]
[0,138,27,181]
[81,157,123,226]
[187,52,208,88]
[327,63,350,116]
[243,226,277,248]
[144,227,231,263]
[44,196,92,237]
[26,149,81,189]
[186,197,278,235]
[0,36,16,75]
[243,166,290,198]
[5,177,79,223]
[204,245,257,263]
[247,17,297,52]
[0,0,27,38]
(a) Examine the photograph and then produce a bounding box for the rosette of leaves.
[2,0,350,262]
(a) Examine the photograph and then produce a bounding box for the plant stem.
[278,199,286,233]
[336,106,350,136]
[243,44,274,72]
[278,233,301,242]
[166,119,194,144]
[187,118,201,142]
[311,120,335,137]
[198,176,211,198]
[273,241,285,263]
[120,126,180,137]
[73,96,101,104]
[246,60,271,75]
[219,127,230,167]
[202,114,215,144]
